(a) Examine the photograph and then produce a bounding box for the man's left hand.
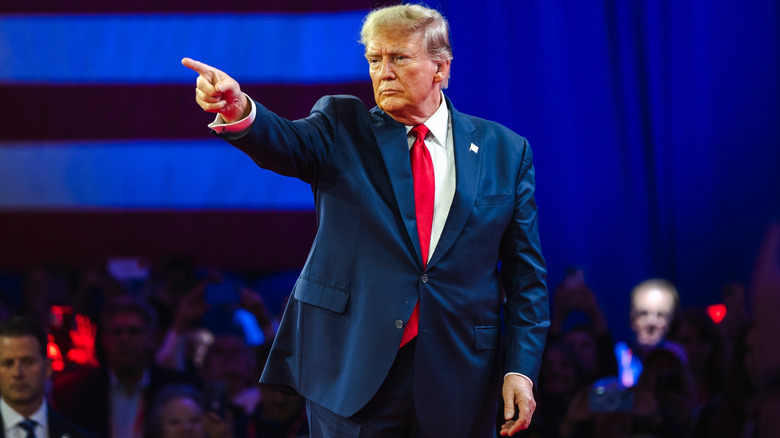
[500,374,536,436]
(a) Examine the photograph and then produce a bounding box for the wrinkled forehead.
[365,29,425,55]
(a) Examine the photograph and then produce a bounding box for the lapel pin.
[469,143,479,153]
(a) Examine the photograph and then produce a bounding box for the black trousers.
[307,339,425,438]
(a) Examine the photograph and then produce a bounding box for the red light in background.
[46,334,65,372]
[707,303,727,324]
[49,305,73,329]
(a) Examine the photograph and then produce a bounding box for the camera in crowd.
[588,377,635,413]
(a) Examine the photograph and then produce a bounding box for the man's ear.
[433,60,451,83]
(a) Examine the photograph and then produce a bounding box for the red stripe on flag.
[0,210,316,271]
[1,83,374,141]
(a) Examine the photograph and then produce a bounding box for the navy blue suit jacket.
[224,95,549,437]
[0,405,97,438]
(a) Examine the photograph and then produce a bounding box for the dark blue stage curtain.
[440,0,779,341]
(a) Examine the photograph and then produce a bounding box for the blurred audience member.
[72,261,128,324]
[562,341,694,438]
[549,270,618,384]
[200,333,259,417]
[155,283,211,373]
[252,345,308,438]
[559,377,664,438]
[630,279,679,355]
[615,278,679,387]
[693,323,763,438]
[148,383,231,438]
[668,306,726,405]
[637,341,697,438]
[156,278,276,374]
[53,295,197,438]
[516,340,584,438]
[22,264,78,329]
[0,316,96,438]
[749,222,780,437]
[145,256,200,337]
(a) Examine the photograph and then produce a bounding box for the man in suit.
[0,316,95,438]
[52,295,197,438]
[183,4,549,437]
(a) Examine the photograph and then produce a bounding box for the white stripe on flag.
[0,140,313,209]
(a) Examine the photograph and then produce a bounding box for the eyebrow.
[365,44,413,57]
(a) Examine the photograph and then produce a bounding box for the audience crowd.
[0,223,777,438]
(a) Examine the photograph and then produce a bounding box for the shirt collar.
[1,396,48,431]
[109,369,151,394]
[405,92,449,149]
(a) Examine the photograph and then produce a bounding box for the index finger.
[181,57,221,83]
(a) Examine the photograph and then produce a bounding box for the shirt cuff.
[207,94,256,134]
[504,372,534,388]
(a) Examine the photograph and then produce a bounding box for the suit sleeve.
[216,95,343,185]
[499,137,550,385]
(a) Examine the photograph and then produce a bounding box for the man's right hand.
[182,57,250,123]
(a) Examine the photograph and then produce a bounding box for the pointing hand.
[182,57,250,123]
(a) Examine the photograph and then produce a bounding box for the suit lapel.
[0,406,71,438]
[48,407,65,438]
[370,108,425,268]
[428,100,480,268]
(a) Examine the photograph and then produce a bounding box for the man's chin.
[638,335,662,347]
[5,391,38,406]
[377,97,405,114]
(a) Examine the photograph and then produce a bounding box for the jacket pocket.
[474,326,500,351]
[293,277,350,314]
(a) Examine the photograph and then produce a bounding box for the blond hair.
[360,4,453,86]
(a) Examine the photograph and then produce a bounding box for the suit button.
[420,274,429,284]
[395,319,404,329]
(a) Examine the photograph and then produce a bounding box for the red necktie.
[400,124,434,347]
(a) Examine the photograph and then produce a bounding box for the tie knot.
[19,418,37,436]
[410,124,429,142]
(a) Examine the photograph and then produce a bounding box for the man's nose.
[11,362,24,377]
[380,60,395,79]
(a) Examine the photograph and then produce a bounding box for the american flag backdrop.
[3,0,779,338]
[0,1,397,271]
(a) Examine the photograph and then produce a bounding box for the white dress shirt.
[403,95,455,264]
[1,397,48,438]
[109,371,149,438]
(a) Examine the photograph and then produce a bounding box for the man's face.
[366,30,449,125]
[563,329,598,375]
[101,312,153,372]
[630,288,675,347]
[0,335,51,411]
[201,335,250,395]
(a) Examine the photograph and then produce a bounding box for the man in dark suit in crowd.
[0,316,96,438]
[183,4,549,437]
[52,295,197,438]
